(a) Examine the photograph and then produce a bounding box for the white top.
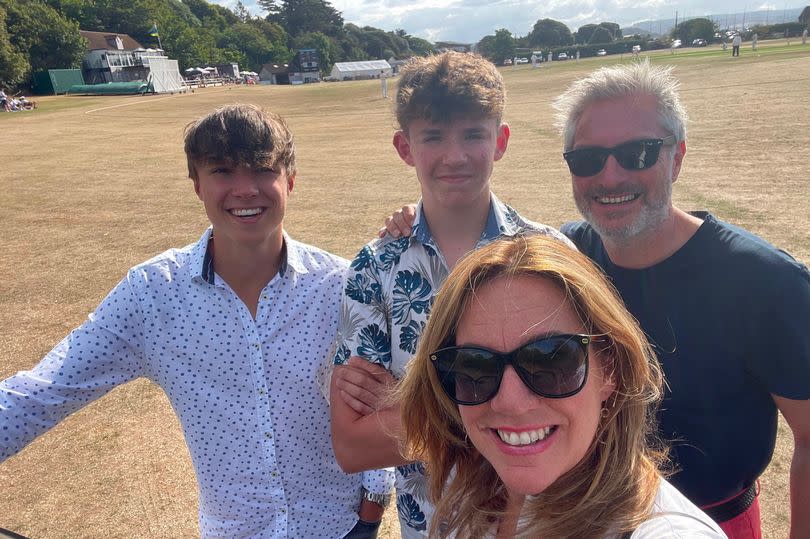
[627,479,726,538]
[454,478,725,538]
[0,229,393,538]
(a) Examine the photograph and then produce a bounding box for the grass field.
[1,39,808,538]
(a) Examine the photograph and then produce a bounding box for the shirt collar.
[410,193,522,247]
[191,228,305,285]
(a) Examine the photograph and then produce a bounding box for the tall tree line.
[0,0,435,89]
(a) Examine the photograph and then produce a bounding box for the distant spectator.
[380,69,388,99]
[752,33,758,50]
[18,96,37,110]
[732,34,742,56]
[0,88,10,112]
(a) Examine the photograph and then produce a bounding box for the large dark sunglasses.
[563,136,676,177]
[430,334,592,406]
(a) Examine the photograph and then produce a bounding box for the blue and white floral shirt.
[334,194,572,538]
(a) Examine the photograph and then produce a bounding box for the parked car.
[516,57,529,64]
[671,39,682,48]
[557,52,568,60]
[596,49,607,56]
[502,58,512,65]
[692,38,707,47]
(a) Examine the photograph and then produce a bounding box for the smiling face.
[193,160,293,252]
[455,274,614,497]
[393,117,509,212]
[570,94,684,242]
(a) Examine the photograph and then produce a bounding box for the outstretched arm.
[0,277,146,461]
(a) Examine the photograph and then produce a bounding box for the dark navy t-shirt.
[563,212,810,506]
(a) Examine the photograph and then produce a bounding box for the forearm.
[789,441,810,538]
[332,403,409,473]
[330,372,409,472]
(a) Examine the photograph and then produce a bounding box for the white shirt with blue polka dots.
[0,229,390,538]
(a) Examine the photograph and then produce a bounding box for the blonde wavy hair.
[396,235,666,538]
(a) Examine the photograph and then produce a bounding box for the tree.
[600,22,621,40]
[476,34,496,60]
[339,23,369,60]
[576,22,620,44]
[590,26,613,44]
[387,28,434,57]
[477,29,515,65]
[0,6,28,86]
[182,0,239,31]
[1,0,86,77]
[171,26,221,69]
[356,26,398,59]
[800,6,810,26]
[671,17,717,44]
[231,0,251,22]
[406,35,434,56]
[575,23,598,44]
[249,17,289,48]
[219,23,272,69]
[492,28,516,63]
[259,0,343,38]
[528,18,573,48]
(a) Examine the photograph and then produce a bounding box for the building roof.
[80,30,144,51]
[260,62,290,75]
[332,60,391,73]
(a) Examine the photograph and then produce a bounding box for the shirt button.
[280,508,286,513]
[253,343,260,349]
[258,388,266,395]
[262,295,268,301]
[265,432,272,439]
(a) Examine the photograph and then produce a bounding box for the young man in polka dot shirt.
[0,104,392,538]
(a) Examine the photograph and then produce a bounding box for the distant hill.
[622,25,660,38]
[625,7,804,37]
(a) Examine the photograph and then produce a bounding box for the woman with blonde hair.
[397,235,724,538]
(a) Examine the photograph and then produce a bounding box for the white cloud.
[219,0,805,43]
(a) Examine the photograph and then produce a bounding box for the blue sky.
[217,0,806,43]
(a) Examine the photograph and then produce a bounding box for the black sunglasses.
[563,136,676,177]
[430,334,593,406]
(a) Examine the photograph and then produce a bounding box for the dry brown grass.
[1,40,808,538]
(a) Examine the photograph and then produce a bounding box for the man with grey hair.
[555,61,810,539]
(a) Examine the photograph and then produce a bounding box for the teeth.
[497,427,553,446]
[597,194,637,204]
[231,208,262,216]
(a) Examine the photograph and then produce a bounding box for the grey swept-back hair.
[553,60,688,151]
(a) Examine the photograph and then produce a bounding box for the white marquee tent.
[330,60,392,81]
